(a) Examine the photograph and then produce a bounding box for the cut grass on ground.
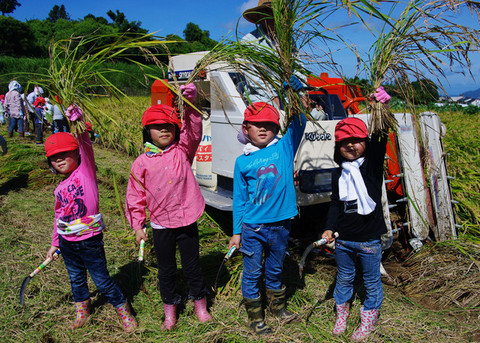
[0,118,479,342]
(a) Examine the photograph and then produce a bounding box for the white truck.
[151,51,459,251]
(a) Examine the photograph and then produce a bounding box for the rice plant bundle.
[24,33,174,136]
[191,0,340,128]
[350,0,480,134]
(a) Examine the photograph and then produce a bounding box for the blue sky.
[10,0,480,96]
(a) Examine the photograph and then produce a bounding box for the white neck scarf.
[243,137,279,155]
[339,157,376,215]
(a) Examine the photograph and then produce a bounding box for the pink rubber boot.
[351,306,380,341]
[69,299,91,330]
[161,303,177,330]
[194,297,212,322]
[332,303,350,335]
[115,302,138,332]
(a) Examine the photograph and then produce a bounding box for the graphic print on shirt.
[57,177,87,222]
[253,164,281,205]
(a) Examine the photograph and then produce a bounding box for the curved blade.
[19,276,32,306]
[299,243,315,279]
[213,246,237,294]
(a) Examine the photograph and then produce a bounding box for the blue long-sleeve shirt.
[232,114,307,234]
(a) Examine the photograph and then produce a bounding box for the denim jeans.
[35,123,43,143]
[8,117,24,133]
[53,119,68,133]
[240,220,291,299]
[334,239,383,310]
[59,233,125,307]
[152,222,208,305]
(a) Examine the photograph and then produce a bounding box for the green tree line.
[0,4,218,94]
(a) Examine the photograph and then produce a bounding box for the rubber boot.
[266,287,300,323]
[332,303,350,335]
[115,302,138,333]
[244,297,272,335]
[69,299,91,330]
[161,303,177,331]
[193,297,212,323]
[351,306,380,341]
[19,132,24,138]
[8,131,13,138]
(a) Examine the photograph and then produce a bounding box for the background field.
[0,104,479,342]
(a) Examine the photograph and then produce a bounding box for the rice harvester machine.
[150,51,460,254]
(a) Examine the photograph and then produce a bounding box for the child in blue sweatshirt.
[229,99,306,335]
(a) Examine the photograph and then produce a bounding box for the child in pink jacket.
[125,83,211,330]
[45,106,137,332]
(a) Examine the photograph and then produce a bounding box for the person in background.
[33,96,46,144]
[309,99,327,121]
[241,0,307,109]
[52,96,69,133]
[45,105,137,332]
[321,87,391,341]
[26,86,44,134]
[0,95,5,125]
[125,83,212,331]
[44,97,54,128]
[4,80,26,138]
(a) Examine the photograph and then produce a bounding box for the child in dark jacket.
[322,87,391,341]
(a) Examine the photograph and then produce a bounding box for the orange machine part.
[307,73,365,114]
[151,79,175,107]
[385,132,404,197]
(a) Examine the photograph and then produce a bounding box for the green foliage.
[0,0,20,16]
[107,9,147,35]
[183,22,217,49]
[47,4,70,23]
[0,16,37,57]
[0,56,49,92]
[411,79,439,105]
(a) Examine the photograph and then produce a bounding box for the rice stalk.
[190,0,343,129]
[346,0,480,134]
[18,32,176,138]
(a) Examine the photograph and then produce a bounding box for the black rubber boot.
[266,287,300,323]
[244,297,273,335]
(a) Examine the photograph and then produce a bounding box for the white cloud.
[239,0,258,14]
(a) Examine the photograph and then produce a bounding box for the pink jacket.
[4,90,25,119]
[125,108,205,231]
[52,131,100,246]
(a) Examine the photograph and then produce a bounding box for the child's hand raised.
[135,229,147,245]
[65,105,83,122]
[370,87,391,105]
[180,83,197,104]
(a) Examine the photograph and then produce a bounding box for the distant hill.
[462,88,480,98]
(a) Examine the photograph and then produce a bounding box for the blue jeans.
[240,220,291,299]
[59,233,125,307]
[8,117,24,133]
[334,239,383,310]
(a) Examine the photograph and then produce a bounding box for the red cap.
[33,97,45,107]
[244,102,280,126]
[44,132,79,157]
[85,122,93,131]
[0,95,4,100]
[335,117,368,142]
[142,105,179,127]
